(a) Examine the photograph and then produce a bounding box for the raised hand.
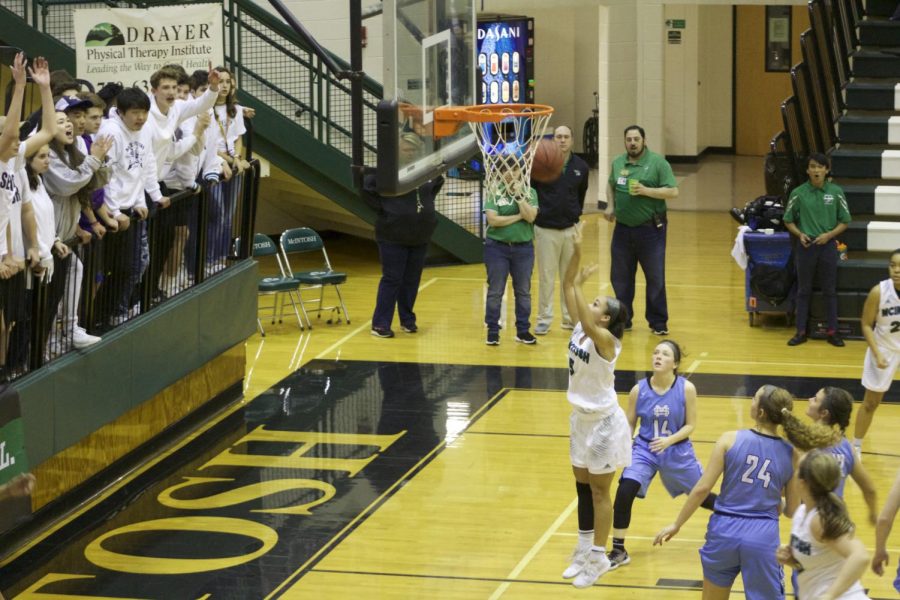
[574,263,598,285]
[207,61,220,89]
[28,56,50,88]
[10,52,26,85]
[90,135,113,159]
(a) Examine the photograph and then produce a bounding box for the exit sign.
[670,19,686,29]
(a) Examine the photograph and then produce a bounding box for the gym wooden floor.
[238,157,900,598]
[8,156,900,598]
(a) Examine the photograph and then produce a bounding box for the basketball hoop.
[434,103,554,203]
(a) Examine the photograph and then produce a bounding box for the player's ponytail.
[799,450,854,540]
[756,385,837,450]
[780,407,838,450]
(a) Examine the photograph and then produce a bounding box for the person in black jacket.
[532,126,589,335]
[362,143,444,338]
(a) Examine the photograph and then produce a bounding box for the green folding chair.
[250,233,309,335]
[278,227,350,326]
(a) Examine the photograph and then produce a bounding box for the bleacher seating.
[765,0,900,337]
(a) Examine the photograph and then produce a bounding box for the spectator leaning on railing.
[42,105,110,350]
[146,63,220,299]
[97,86,170,323]
[0,53,58,375]
[0,51,254,373]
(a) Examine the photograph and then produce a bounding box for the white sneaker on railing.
[72,326,101,349]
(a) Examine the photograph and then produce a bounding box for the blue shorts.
[700,513,784,600]
[894,562,900,594]
[619,437,703,498]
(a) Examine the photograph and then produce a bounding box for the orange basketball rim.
[432,103,554,138]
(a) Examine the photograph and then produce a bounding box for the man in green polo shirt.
[483,172,539,346]
[604,125,679,335]
[784,153,851,347]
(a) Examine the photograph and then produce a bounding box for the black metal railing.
[2,161,259,382]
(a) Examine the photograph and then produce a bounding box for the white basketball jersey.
[874,279,900,353]
[567,323,620,417]
[790,505,868,600]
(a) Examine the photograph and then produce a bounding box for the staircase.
[0,0,484,263]
[763,0,900,337]
[832,0,900,287]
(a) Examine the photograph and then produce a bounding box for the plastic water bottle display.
[501,53,509,74]
[512,79,520,101]
[512,51,520,73]
[481,82,487,103]
[501,80,510,103]
[478,53,486,73]
[490,53,498,75]
[490,81,499,103]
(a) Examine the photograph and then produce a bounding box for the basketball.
[531,137,564,183]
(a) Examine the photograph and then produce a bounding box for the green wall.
[14,261,258,467]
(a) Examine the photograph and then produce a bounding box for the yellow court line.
[265,385,511,599]
[312,321,373,360]
[488,497,578,600]
[685,351,708,375]
[0,395,251,567]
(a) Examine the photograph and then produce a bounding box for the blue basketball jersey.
[825,437,855,498]
[716,429,794,519]
[635,376,687,442]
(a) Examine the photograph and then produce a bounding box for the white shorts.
[862,346,900,393]
[569,408,633,475]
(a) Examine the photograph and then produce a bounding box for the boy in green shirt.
[784,153,851,347]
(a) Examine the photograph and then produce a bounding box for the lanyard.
[214,107,232,156]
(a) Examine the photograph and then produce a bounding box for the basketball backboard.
[376,0,477,196]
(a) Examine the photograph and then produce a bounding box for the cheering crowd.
[0,52,253,374]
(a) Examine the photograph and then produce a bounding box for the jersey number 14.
[653,419,672,439]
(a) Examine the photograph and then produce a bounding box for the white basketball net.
[468,107,553,203]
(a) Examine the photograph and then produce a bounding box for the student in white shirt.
[24,143,99,354]
[182,70,228,284]
[0,54,57,373]
[96,87,169,323]
[206,66,249,274]
[40,110,110,351]
[146,63,219,298]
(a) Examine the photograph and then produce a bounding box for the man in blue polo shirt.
[532,125,589,335]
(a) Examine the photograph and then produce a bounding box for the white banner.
[73,4,224,91]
